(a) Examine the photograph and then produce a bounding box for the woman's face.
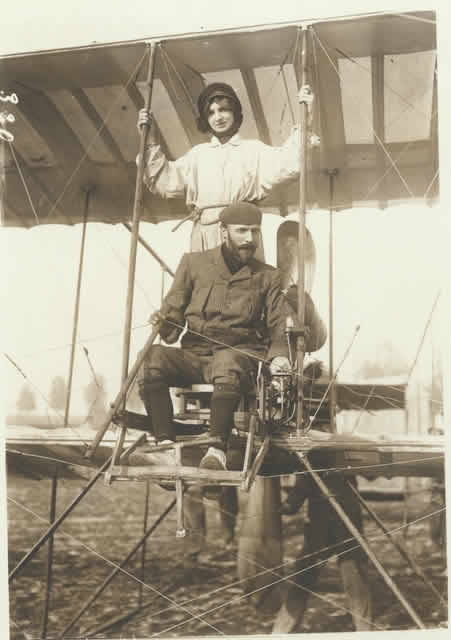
[207,97,235,136]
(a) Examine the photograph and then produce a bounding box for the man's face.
[223,223,261,263]
[207,98,235,136]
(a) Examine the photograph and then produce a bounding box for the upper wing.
[1,10,437,228]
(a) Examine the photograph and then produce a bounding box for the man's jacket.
[159,245,326,359]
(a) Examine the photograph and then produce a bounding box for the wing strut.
[84,42,158,461]
[302,456,426,629]
[295,26,309,434]
[327,169,338,431]
[64,190,90,426]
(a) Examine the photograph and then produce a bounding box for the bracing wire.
[7,442,446,635]
[311,28,416,200]
[44,49,149,221]
[4,352,90,447]
[7,142,40,225]
[159,46,200,117]
[407,290,441,382]
[17,322,149,359]
[9,486,445,635]
[150,505,446,636]
[7,496,226,637]
[5,446,444,488]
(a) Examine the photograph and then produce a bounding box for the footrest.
[112,409,208,435]
[109,464,243,485]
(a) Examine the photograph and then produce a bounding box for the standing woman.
[137,82,314,255]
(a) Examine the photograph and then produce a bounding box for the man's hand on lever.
[149,310,164,327]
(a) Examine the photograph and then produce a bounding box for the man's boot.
[200,382,240,500]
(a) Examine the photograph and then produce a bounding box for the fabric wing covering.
[0,10,438,228]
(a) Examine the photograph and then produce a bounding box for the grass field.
[7,472,448,638]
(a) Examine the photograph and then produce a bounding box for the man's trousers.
[138,344,260,445]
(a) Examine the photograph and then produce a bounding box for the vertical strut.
[85,43,158,461]
[59,496,177,638]
[295,26,309,434]
[139,481,150,607]
[327,170,338,432]
[121,41,158,384]
[64,190,90,426]
[114,42,159,464]
[40,470,58,639]
[302,456,425,629]
[346,480,447,607]
[9,458,111,583]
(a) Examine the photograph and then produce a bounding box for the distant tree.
[83,374,108,425]
[357,341,409,379]
[16,385,36,411]
[49,376,68,410]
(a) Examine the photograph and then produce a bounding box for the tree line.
[15,374,143,425]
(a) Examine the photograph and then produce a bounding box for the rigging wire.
[311,28,415,200]
[423,167,439,200]
[333,46,434,122]
[7,142,40,225]
[407,290,441,382]
[150,505,446,636]
[306,325,360,428]
[6,438,443,632]
[9,485,445,635]
[354,99,439,206]
[5,446,444,489]
[9,616,32,640]
[159,46,200,117]
[3,352,90,447]
[16,322,149,359]
[159,46,182,104]
[44,49,149,221]
[7,496,226,637]
[263,455,444,480]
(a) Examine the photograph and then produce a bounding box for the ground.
[7,473,448,638]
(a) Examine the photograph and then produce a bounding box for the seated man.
[138,202,323,475]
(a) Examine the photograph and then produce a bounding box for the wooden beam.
[125,83,173,160]
[427,62,439,203]
[5,146,67,224]
[70,88,139,191]
[158,49,203,147]
[240,68,271,144]
[312,35,350,206]
[371,54,388,209]
[110,464,242,484]
[14,83,94,177]
[346,139,434,158]
[70,89,127,164]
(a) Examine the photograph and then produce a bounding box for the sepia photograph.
[1,1,449,638]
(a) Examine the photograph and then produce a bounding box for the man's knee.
[211,349,253,388]
[139,345,173,398]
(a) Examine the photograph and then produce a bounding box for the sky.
[0,0,446,57]
[2,1,451,638]
[2,203,447,417]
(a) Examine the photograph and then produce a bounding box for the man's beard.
[227,239,256,264]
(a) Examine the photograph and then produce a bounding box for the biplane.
[2,6,447,637]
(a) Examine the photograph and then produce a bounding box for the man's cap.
[197,82,242,117]
[219,203,262,226]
